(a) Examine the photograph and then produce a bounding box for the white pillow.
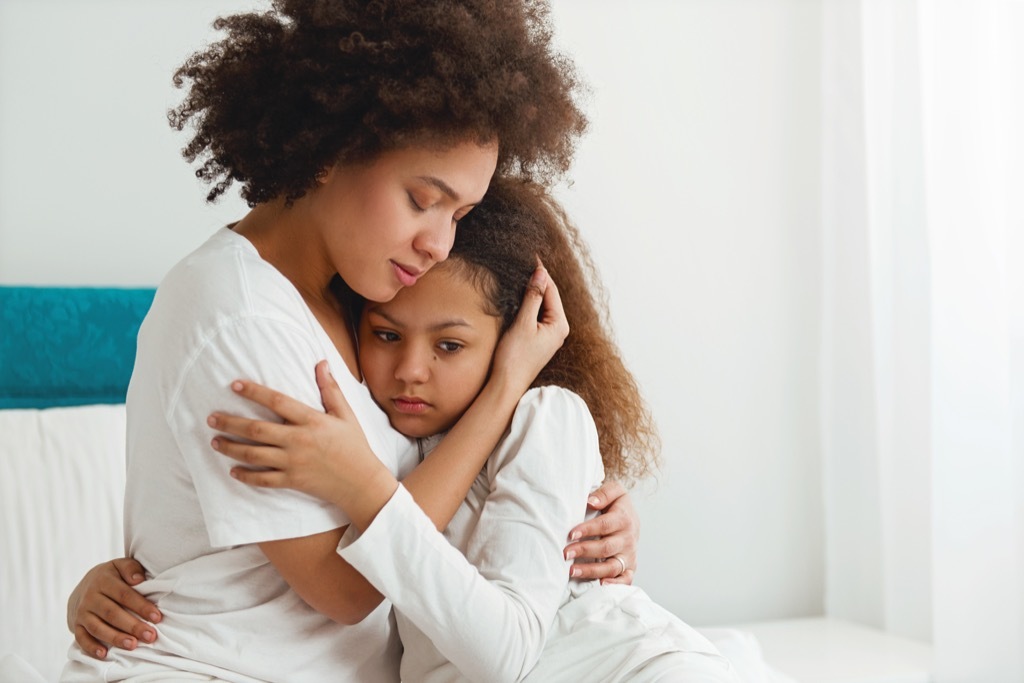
[0,405,126,683]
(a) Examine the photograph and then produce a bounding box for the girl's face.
[358,262,502,438]
[310,141,498,303]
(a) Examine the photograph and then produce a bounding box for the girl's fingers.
[229,379,317,424]
[538,274,569,340]
[515,265,548,328]
[230,466,289,488]
[208,413,289,446]
[315,361,352,418]
[212,437,284,469]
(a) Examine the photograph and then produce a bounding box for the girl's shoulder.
[487,385,604,481]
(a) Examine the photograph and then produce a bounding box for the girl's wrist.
[330,461,399,531]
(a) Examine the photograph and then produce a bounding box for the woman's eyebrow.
[416,175,460,201]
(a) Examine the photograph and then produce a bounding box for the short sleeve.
[167,315,350,548]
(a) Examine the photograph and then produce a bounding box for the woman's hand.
[211,362,396,524]
[67,558,160,659]
[490,262,570,396]
[563,480,640,585]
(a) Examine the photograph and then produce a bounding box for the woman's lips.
[391,261,421,287]
[392,397,430,414]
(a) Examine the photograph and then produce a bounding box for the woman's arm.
[69,266,568,654]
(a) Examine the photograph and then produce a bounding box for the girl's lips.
[392,397,430,414]
[391,261,421,287]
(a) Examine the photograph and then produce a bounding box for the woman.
[63,2,638,681]
[208,178,740,682]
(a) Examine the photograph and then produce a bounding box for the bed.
[0,286,155,681]
[0,285,792,683]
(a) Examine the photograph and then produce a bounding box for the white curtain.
[821,1,1024,681]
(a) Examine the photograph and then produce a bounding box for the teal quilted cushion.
[0,287,155,408]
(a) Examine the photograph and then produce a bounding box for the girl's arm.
[343,387,605,683]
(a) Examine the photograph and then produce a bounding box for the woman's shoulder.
[154,228,306,326]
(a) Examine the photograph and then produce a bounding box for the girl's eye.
[437,340,463,354]
[373,330,401,343]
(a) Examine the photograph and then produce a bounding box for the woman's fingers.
[315,360,352,418]
[111,557,148,587]
[563,551,638,584]
[583,479,628,512]
[69,560,160,659]
[74,624,110,660]
[82,595,147,649]
[600,568,636,586]
[564,482,640,586]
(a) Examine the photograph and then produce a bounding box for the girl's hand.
[562,480,640,585]
[490,262,570,396]
[210,362,394,516]
[67,558,160,659]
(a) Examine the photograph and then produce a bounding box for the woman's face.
[310,141,498,303]
[358,262,502,438]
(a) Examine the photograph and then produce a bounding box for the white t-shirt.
[62,228,418,683]
[340,387,738,683]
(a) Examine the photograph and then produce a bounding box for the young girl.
[209,178,742,682]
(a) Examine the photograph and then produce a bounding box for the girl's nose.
[394,347,431,384]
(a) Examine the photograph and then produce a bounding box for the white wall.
[0,0,824,626]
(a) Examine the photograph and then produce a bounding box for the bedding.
[0,286,154,682]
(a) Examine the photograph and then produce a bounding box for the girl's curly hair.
[447,177,661,486]
[168,0,587,205]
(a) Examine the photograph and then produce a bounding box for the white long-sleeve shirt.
[340,387,738,683]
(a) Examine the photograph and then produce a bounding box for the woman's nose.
[415,215,456,263]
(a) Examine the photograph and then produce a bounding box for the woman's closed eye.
[406,191,428,213]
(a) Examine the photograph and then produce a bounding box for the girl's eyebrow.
[367,308,472,332]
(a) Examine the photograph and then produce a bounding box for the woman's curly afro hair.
[168,0,588,205]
